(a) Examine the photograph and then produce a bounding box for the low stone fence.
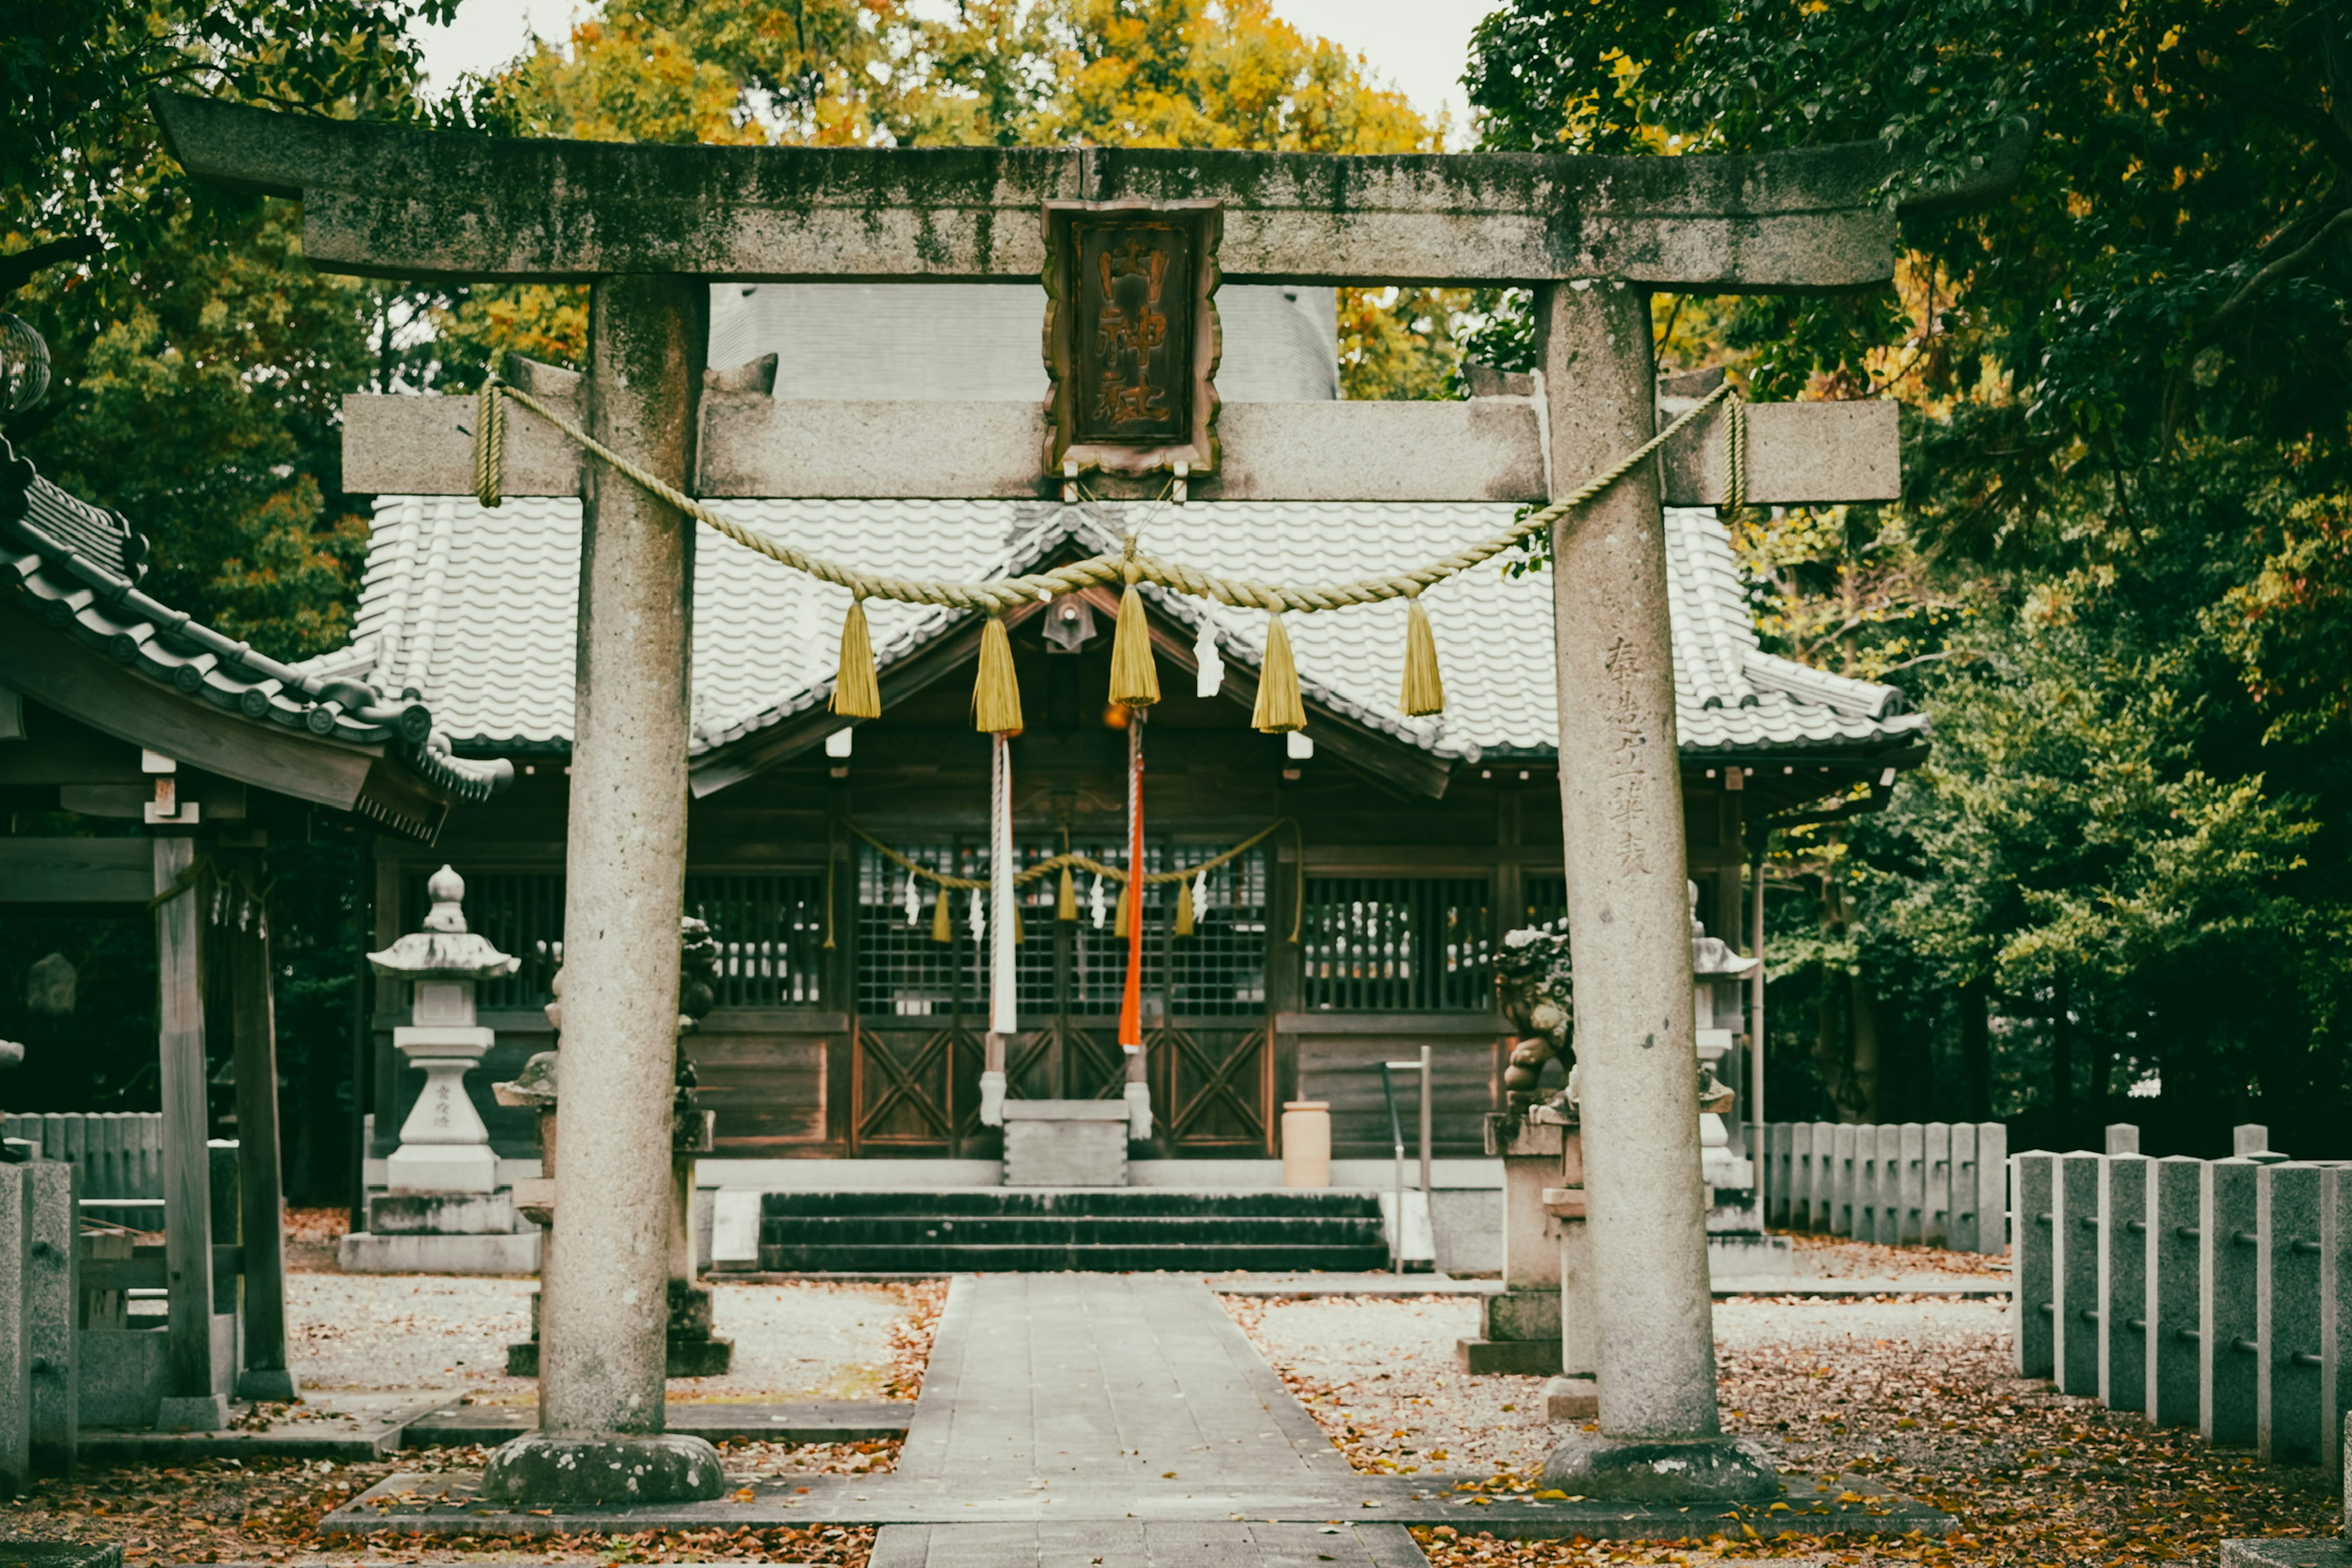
[2011,1137,2352,1469]
[1,1113,164,1201]
[1759,1120,2010,1253]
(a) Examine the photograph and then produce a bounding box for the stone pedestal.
[1003,1101,1130,1186]
[384,1028,498,1193]
[1460,1113,1564,1375]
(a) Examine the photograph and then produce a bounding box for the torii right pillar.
[1537,280,1777,1498]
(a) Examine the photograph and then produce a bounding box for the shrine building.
[311,284,1929,1174]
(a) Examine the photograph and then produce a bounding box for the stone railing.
[1758,1120,2010,1253]
[2011,1128,2352,1470]
[1,1112,164,1200]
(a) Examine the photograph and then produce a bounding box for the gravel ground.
[288,1275,916,1401]
[1227,1291,2339,1568]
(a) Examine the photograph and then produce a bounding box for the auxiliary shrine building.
[318,284,1928,1170]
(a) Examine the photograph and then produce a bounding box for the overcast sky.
[409,0,1499,139]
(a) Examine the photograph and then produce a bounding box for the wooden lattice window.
[1298,876,1493,1012]
[406,872,824,1010]
[854,843,1267,1021]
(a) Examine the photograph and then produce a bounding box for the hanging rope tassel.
[1175,874,1194,938]
[1058,864,1077,921]
[832,597,881,719]
[931,886,953,944]
[1253,611,1306,733]
[1398,593,1446,717]
[1114,880,1129,938]
[473,379,505,510]
[1109,560,1160,708]
[972,613,1023,733]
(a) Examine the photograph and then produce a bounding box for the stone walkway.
[884,1274,1394,1565]
[327,1273,1944,1547]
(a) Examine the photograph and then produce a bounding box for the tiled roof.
[0,438,511,808]
[332,491,1928,769]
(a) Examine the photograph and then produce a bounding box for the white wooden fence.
[1760,1120,2010,1253]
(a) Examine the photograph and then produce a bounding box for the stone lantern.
[1689,883,1787,1278]
[369,866,519,1193]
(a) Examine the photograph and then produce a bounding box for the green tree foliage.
[2,0,450,660]
[1469,0,2352,1150]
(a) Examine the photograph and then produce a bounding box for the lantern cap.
[369,865,520,979]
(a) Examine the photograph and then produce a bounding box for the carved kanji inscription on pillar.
[1044,200,1221,481]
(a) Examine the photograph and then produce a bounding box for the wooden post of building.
[227,859,297,1401]
[1534,280,1774,1499]
[152,831,224,1430]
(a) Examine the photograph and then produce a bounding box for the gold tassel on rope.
[1109,568,1159,707]
[1398,592,1446,717]
[1057,865,1077,921]
[931,887,953,944]
[1253,611,1306,733]
[1114,880,1129,938]
[1175,876,1195,938]
[972,613,1023,733]
[832,597,881,719]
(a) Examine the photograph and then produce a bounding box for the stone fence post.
[2256,1161,2323,1466]
[2013,1151,2057,1378]
[2147,1155,2203,1428]
[2098,1153,2149,1415]
[1923,1123,1953,1246]
[2054,1152,2101,1398]
[2322,1166,2352,1474]
[2203,1156,2261,1447]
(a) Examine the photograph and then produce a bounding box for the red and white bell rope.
[978,729,1016,1126]
[1120,712,1152,1139]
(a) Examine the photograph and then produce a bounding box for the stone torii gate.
[157,92,2005,1503]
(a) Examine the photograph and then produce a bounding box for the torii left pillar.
[481,276,725,1505]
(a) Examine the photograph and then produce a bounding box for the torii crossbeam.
[154,91,2011,1506]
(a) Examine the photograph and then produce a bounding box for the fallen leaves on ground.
[883,1277,948,1400]
[1405,1305,2331,1568]
[0,1439,892,1564]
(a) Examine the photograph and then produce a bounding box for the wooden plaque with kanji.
[1042,200,1221,481]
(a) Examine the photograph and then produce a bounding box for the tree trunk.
[1959,982,1991,1120]
[2051,989,2076,1147]
[1850,976,1884,1120]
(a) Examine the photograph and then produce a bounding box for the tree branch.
[0,236,100,298]
[2173,54,2352,172]
[2203,205,2352,336]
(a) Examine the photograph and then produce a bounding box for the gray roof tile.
[0,438,511,807]
[331,491,1928,767]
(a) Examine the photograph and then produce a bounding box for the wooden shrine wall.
[369,722,1757,1165]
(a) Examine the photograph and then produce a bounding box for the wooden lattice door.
[850,841,1272,1154]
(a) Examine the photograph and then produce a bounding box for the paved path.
[325,1273,1948,1547]
[883,1274,1412,1566]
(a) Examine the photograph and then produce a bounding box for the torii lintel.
[152,92,2019,292]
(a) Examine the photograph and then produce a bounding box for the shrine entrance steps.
[751,1189,1391,1274]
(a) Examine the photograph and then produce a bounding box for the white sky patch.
[414,0,1499,137]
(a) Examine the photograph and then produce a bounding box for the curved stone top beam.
[153,94,2014,291]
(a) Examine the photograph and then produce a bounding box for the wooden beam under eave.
[0,837,154,903]
[0,611,380,811]
[345,392,1900,507]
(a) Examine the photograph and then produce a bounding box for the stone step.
[757,1213,1385,1248]
[756,1241,1392,1273]
[755,1188,1385,1218]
